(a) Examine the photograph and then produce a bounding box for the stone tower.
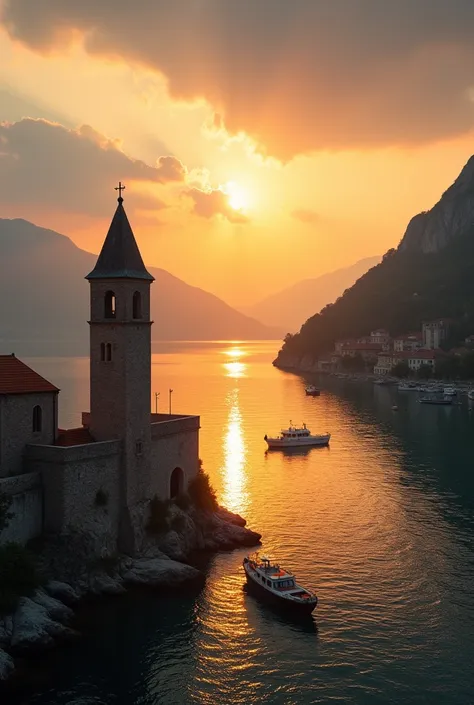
[86,185,154,551]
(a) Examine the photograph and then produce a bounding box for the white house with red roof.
[0,189,200,551]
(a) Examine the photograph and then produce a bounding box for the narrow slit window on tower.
[106,343,112,362]
[100,343,106,361]
[32,405,42,433]
[132,291,142,319]
[104,290,116,319]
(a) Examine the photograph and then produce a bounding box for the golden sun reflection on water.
[223,361,246,378]
[222,346,247,378]
[221,388,248,515]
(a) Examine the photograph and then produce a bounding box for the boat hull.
[305,390,320,396]
[265,435,330,449]
[243,565,317,615]
[419,398,452,405]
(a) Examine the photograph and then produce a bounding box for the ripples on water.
[21,343,474,704]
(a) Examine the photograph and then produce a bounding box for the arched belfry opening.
[132,291,142,319]
[104,290,116,319]
[170,467,184,499]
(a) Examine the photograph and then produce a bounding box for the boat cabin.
[250,556,296,591]
[281,424,310,439]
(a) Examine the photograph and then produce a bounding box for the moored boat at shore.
[398,382,419,391]
[305,385,321,396]
[264,423,330,449]
[443,386,457,396]
[243,554,317,614]
[419,395,453,405]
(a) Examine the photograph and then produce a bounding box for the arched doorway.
[170,467,184,499]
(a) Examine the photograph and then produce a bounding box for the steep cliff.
[274,156,474,367]
[399,156,474,253]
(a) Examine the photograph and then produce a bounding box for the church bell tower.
[86,183,154,547]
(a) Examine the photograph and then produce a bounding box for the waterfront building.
[422,319,450,349]
[0,188,200,551]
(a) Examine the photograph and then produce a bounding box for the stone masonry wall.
[150,416,200,499]
[25,440,121,554]
[0,472,43,545]
[0,392,57,478]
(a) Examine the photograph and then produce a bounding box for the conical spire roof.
[86,193,154,281]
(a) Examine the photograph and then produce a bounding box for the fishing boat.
[264,423,330,449]
[243,554,317,614]
[305,385,321,396]
[398,382,419,391]
[419,395,453,405]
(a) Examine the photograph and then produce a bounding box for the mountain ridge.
[241,256,381,332]
[0,218,282,356]
[275,155,474,367]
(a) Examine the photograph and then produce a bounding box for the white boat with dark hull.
[419,395,453,405]
[305,385,321,396]
[443,386,457,396]
[243,554,317,615]
[264,423,330,449]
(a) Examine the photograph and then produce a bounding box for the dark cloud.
[187,187,248,223]
[292,209,320,224]
[0,118,185,214]
[3,1,474,158]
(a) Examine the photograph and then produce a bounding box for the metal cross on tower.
[115,181,126,202]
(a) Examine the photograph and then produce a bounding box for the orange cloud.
[186,187,248,224]
[0,118,185,215]
[3,1,474,158]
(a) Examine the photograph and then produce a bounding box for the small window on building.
[104,290,116,319]
[132,291,142,319]
[100,343,106,362]
[32,405,42,433]
[106,343,112,362]
[135,441,143,456]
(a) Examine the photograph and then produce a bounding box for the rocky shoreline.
[0,504,261,688]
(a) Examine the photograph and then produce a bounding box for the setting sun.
[221,181,251,212]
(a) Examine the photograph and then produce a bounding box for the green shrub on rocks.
[174,493,191,510]
[146,496,170,535]
[170,514,186,532]
[188,470,218,512]
[0,542,40,614]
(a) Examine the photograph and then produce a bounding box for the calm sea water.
[17,341,474,704]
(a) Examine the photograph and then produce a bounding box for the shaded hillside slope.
[275,156,474,366]
[241,256,380,331]
[0,218,281,356]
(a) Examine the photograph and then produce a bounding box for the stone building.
[422,319,450,349]
[0,189,200,551]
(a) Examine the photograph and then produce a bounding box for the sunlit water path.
[17,341,474,704]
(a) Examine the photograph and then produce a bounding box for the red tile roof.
[0,354,59,395]
[56,427,95,446]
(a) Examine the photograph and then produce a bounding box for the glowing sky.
[1,0,474,306]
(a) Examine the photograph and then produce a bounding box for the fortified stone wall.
[25,440,121,554]
[150,415,200,499]
[0,472,43,545]
[0,392,57,478]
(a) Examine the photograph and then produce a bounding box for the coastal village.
[315,319,474,381]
